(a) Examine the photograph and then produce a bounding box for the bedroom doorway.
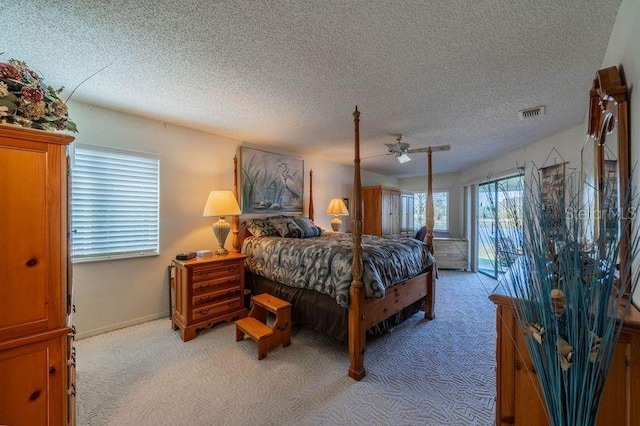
[477,175,523,279]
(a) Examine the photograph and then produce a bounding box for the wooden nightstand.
[170,252,248,341]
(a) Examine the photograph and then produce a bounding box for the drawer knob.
[30,390,41,401]
[198,308,210,315]
[26,258,39,267]
[49,366,56,374]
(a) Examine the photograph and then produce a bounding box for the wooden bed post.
[349,106,366,381]
[309,169,314,221]
[232,154,241,252]
[425,148,434,254]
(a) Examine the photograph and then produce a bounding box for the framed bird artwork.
[239,146,304,214]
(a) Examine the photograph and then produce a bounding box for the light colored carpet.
[76,271,498,425]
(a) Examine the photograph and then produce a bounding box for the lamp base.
[212,217,231,256]
[330,216,342,232]
[215,247,229,256]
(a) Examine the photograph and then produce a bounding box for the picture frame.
[239,146,304,214]
[342,197,350,212]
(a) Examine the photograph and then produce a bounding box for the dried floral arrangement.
[484,167,638,426]
[0,55,77,132]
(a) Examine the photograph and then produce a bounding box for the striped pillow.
[292,217,323,238]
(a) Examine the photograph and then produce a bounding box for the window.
[71,145,160,262]
[413,190,449,233]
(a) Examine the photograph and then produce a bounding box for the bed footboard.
[363,268,434,329]
[349,265,435,380]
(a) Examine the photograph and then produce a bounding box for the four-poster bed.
[234,107,437,381]
[347,106,435,379]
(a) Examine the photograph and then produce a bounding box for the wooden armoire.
[399,191,415,237]
[0,125,76,425]
[362,185,402,237]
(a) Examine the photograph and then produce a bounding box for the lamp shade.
[202,190,241,217]
[325,198,349,216]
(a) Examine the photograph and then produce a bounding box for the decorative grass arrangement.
[484,165,638,426]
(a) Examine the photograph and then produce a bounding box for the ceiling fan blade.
[407,144,451,153]
[384,143,400,153]
[362,152,396,160]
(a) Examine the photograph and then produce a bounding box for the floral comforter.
[242,233,434,308]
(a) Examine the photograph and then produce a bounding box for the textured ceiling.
[2,0,620,177]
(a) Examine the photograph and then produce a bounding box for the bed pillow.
[244,218,280,237]
[292,217,323,238]
[270,217,303,238]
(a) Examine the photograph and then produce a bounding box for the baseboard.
[75,311,170,340]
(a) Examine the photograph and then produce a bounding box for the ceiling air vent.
[519,106,545,119]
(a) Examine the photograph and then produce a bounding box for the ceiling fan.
[384,135,451,164]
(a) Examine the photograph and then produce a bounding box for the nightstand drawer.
[193,275,241,295]
[192,263,242,282]
[193,287,242,308]
[192,297,243,321]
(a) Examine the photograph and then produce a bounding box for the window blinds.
[71,145,160,261]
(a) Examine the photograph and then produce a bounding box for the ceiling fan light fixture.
[397,153,411,164]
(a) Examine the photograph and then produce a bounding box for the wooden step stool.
[235,293,292,360]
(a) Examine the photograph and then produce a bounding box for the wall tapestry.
[240,146,304,214]
[540,162,566,236]
[603,159,618,241]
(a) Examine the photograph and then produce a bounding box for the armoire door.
[0,142,65,340]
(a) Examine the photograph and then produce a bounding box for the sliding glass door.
[477,175,523,279]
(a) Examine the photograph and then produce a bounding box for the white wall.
[398,172,463,238]
[396,125,585,247]
[396,123,589,242]
[456,0,640,302]
[459,124,586,186]
[69,102,394,338]
[305,157,397,233]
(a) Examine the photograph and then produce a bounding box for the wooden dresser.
[433,238,469,270]
[362,185,401,237]
[171,253,248,341]
[0,125,75,425]
[490,272,640,426]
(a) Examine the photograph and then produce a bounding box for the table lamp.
[326,198,349,231]
[202,190,241,255]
